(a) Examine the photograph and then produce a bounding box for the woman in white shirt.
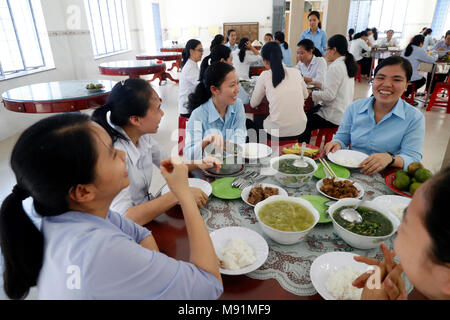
[232,37,262,80]
[295,39,327,87]
[250,41,308,140]
[178,39,203,116]
[380,30,399,47]
[298,34,357,144]
[350,31,372,79]
[92,79,220,226]
[423,28,434,50]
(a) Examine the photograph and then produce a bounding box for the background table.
[99,60,166,79]
[136,53,180,83]
[160,46,184,53]
[2,80,115,113]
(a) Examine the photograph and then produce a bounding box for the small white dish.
[210,226,269,275]
[241,183,288,207]
[327,150,369,169]
[160,178,212,197]
[316,178,364,201]
[241,143,272,160]
[372,195,411,221]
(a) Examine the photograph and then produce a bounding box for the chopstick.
[319,158,338,179]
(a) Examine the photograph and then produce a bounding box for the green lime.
[394,170,408,180]
[409,182,422,195]
[407,162,423,177]
[394,174,411,191]
[414,168,432,183]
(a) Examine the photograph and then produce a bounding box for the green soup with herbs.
[272,159,314,174]
[333,206,393,237]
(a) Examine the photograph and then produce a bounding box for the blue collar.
[306,28,322,35]
[359,97,406,120]
[206,98,236,123]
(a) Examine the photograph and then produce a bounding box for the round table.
[2,80,115,113]
[136,52,180,83]
[99,60,166,80]
[160,46,184,53]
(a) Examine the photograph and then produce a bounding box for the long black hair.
[261,41,285,88]
[374,56,412,82]
[210,34,224,51]
[297,39,322,57]
[308,11,322,29]
[0,113,97,299]
[187,61,235,113]
[199,45,231,81]
[274,31,288,50]
[181,39,201,68]
[348,28,355,41]
[327,34,358,78]
[238,37,249,62]
[405,34,425,57]
[91,78,155,142]
[372,28,378,41]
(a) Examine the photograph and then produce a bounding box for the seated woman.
[325,56,425,175]
[379,29,399,47]
[178,39,203,117]
[401,34,437,99]
[432,30,450,52]
[353,167,450,300]
[200,44,250,104]
[210,34,225,51]
[92,79,220,226]
[250,41,308,141]
[232,37,262,80]
[225,29,238,51]
[184,62,247,160]
[298,34,357,144]
[295,39,327,86]
[274,31,292,67]
[350,31,372,80]
[0,113,223,300]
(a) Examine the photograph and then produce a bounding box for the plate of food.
[281,143,323,160]
[210,226,269,275]
[241,143,272,161]
[161,178,212,197]
[316,177,364,200]
[327,150,369,169]
[241,183,288,207]
[372,195,411,221]
[85,82,105,92]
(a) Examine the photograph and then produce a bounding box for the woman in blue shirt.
[300,11,328,55]
[0,113,223,299]
[184,61,247,160]
[325,56,425,175]
[274,31,292,67]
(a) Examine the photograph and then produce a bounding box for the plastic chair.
[311,127,338,148]
[402,82,416,105]
[178,115,189,156]
[426,82,450,114]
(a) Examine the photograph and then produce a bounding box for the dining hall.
[0,0,449,303]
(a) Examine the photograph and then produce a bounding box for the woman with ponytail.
[178,39,203,116]
[274,31,292,67]
[184,62,247,160]
[300,11,328,55]
[299,34,357,144]
[350,30,372,79]
[209,34,225,51]
[250,41,309,140]
[232,37,262,80]
[295,39,327,86]
[0,114,223,300]
[91,79,219,226]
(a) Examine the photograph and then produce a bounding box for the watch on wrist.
[387,152,396,167]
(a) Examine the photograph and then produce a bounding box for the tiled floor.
[0,77,449,299]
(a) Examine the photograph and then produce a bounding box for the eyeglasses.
[196,48,204,53]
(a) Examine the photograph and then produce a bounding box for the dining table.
[136,52,181,80]
[145,162,426,300]
[418,59,450,105]
[160,46,184,53]
[2,80,115,113]
[99,60,166,80]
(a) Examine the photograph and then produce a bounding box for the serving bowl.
[205,142,244,175]
[270,154,318,188]
[254,195,320,245]
[327,198,400,250]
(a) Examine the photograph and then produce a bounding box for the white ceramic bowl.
[328,198,400,250]
[254,195,320,245]
[270,155,318,188]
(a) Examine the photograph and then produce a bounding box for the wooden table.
[99,60,166,80]
[250,62,266,77]
[2,80,115,113]
[136,52,180,83]
[160,46,184,53]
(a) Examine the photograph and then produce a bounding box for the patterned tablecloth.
[200,168,409,297]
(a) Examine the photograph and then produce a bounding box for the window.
[0,0,53,77]
[85,0,130,58]
[431,0,450,39]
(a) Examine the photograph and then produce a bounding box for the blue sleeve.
[332,103,354,148]
[397,112,425,170]
[300,31,306,41]
[321,31,328,55]
[107,211,151,243]
[418,47,438,64]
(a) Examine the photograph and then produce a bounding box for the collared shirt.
[379,37,399,47]
[295,55,327,85]
[423,34,434,50]
[184,98,247,160]
[349,38,371,62]
[432,40,450,52]
[38,210,223,299]
[312,56,355,125]
[250,66,308,137]
[332,97,425,171]
[401,45,438,81]
[300,28,328,55]
[279,43,293,67]
[107,113,169,215]
[225,42,238,51]
[178,59,200,114]
[232,50,263,80]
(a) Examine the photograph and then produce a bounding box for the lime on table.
[300,195,332,223]
[314,162,350,179]
[211,177,242,199]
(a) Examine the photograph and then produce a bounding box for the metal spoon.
[340,200,365,224]
[293,142,308,168]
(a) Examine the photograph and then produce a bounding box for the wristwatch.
[387,152,396,167]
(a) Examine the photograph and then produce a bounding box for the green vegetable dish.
[273,159,314,174]
[333,206,393,237]
[258,201,315,232]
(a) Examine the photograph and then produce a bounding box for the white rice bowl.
[326,266,364,300]
[220,238,257,270]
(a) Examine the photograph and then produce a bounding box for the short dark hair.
[446,30,450,38]
[374,56,413,82]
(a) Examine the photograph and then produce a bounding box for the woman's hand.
[304,77,313,84]
[324,141,342,155]
[201,134,224,152]
[197,156,222,173]
[160,157,189,198]
[359,153,391,175]
[189,187,209,208]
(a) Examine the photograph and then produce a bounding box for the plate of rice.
[210,226,269,275]
[327,150,369,169]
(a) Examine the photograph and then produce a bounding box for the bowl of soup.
[328,198,400,250]
[254,195,320,245]
[270,155,318,188]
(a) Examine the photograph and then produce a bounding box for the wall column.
[324,0,351,37]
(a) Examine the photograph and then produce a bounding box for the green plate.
[300,195,332,223]
[314,163,350,179]
[211,177,242,199]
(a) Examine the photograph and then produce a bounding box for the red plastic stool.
[426,82,450,114]
[178,115,189,156]
[311,127,338,148]
[402,82,416,105]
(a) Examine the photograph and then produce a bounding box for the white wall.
[400,0,437,47]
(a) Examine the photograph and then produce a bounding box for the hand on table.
[324,141,342,155]
[197,155,222,173]
[189,187,209,208]
[359,153,391,175]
